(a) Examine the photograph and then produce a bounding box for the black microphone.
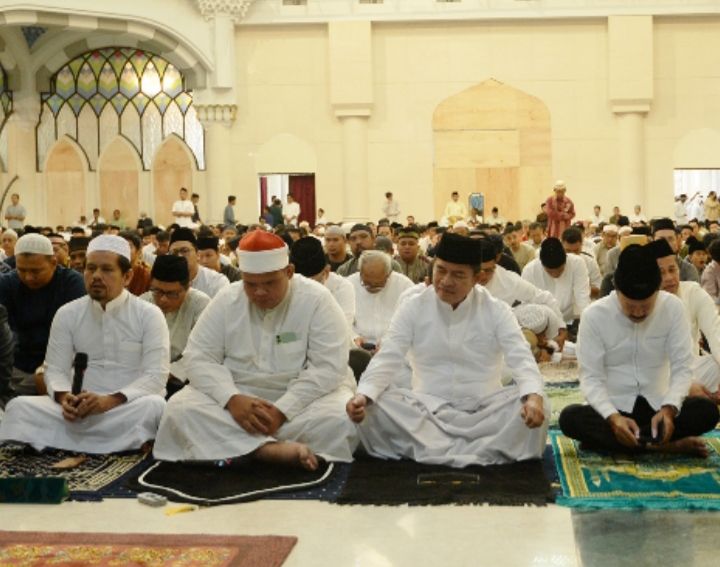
[72,353,88,395]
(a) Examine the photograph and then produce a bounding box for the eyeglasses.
[150,288,183,300]
[171,247,194,256]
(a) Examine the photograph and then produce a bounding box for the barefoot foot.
[648,436,709,457]
[254,441,319,470]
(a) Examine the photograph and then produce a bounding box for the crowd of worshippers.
[0,197,719,469]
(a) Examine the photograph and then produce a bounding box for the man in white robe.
[169,227,229,298]
[0,235,169,452]
[346,233,549,467]
[348,250,414,352]
[171,187,195,228]
[559,245,719,456]
[522,237,591,325]
[154,230,358,469]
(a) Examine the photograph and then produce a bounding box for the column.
[196,104,236,223]
[338,113,370,223]
[615,112,646,213]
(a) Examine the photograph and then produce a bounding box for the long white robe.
[153,277,358,462]
[349,271,414,344]
[522,255,591,323]
[0,291,169,452]
[191,265,229,298]
[356,285,549,467]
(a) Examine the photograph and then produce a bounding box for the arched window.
[0,65,13,171]
[37,47,204,172]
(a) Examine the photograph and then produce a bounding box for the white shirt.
[522,254,590,322]
[324,271,355,328]
[172,200,195,228]
[577,291,692,418]
[578,252,602,290]
[589,214,605,226]
[348,271,414,343]
[357,285,544,408]
[628,213,648,224]
[191,265,229,298]
[284,201,301,226]
[382,199,401,221]
[443,200,467,220]
[485,265,564,323]
[677,282,720,361]
[183,277,351,420]
[142,243,157,266]
[141,288,210,366]
[674,201,689,225]
[44,290,169,402]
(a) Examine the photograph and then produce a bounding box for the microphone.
[72,353,88,395]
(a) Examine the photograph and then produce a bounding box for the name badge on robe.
[276,332,299,344]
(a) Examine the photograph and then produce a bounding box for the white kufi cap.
[87,234,131,261]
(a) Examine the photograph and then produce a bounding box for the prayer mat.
[539,360,579,384]
[551,430,720,510]
[545,381,584,428]
[0,443,150,501]
[334,454,554,506]
[130,458,338,505]
[0,531,297,567]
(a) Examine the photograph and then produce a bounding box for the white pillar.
[615,112,646,214]
[339,114,369,223]
[197,104,236,223]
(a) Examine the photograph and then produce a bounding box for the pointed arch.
[44,136,87,226]
[152,134,195,227]
[432,79,552,220]
[99,136,142,226]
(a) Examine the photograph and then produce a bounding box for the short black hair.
[120,230,141,251]
[561,227,583,244]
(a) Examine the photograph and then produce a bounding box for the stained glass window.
[37,48,204,171]
[0,65,13,171]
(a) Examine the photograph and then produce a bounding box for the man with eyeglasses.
[169,228,229,298]
[154,230,358,469]
[348,250,413,354]
[346,233,549,466]
[141,255,210,398]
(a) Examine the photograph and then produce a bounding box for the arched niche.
[98,137,141,227]
[255,133,317,174]
[432,79,552,221]
[45,137,87,227]
[152,135,194,227]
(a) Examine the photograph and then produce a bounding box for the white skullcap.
[15,233,53,256]
[513,304,550,334]
[453,220,469,230]
[553,180,567,190]
[87,234,131,261]
[618,226,633,237]
[3,229,18,240]
[324,225,345,238]
[602,224,618,234]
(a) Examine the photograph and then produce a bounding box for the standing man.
[545,180,576,239]
[382,192,401,222]
[347,233,549,466]
[559,245,718,456]
[191,193,202,225]
[223,195,237,228]
[0,235,170,452]
[172,188,195,228]
[4,193,26,231]
[154,230,358,467]
[284,193,301,227]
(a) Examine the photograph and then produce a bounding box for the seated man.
[346,233,549,467]
[0,235,170,452]
[348,250,414,353]
[197,236,241,283]
[559,245,719,456]
[153,230,358,469]
[169,228,229,298]
[0,233,86,406]
[140,255,210,395]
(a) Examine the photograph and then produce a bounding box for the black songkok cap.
[170,227,197,246]
[197,236,219,251]
[646,238,674,260]
[539,237,567,269]
[435,232,487,265]
[686,236,706,255]
[350,223,373,236]
[151,254,189,283]
[68,236,90,253]
[652,217,676,235]
[290,237,327,278]
[631,226,651,236]
[614,244,661,300]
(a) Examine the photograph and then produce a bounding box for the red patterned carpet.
[0,531,297,566]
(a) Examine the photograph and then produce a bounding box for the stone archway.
[432,79,552,221]
[98,137,141,228]
[45,137,87,227]
[152,135,194,227]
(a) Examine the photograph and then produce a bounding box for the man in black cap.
[169,228,229,298]
[197,236,241,283]
[521,237,590,331]
[652,217,699,282]
[141,255,210,397]
[559,245,718,456]
[68,236,90,273]
[337,224,401,277]
[290,237,355,328]
[346,232,549,467]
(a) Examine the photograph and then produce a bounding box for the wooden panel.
[519,128,552,166]
[433,168,477,220]
[434,130,519,168]
[517,166,553,220]
[99,138,139,226]
[476,168,519,222]
[152,138,193,227]
[46,140,85,227]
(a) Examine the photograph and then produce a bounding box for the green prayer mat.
[545,382,584,428]
[551,430,720,510]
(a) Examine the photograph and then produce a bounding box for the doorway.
[259,173,316,226]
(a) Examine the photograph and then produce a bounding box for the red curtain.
[289,174,316,226]
[259,176,268,217]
